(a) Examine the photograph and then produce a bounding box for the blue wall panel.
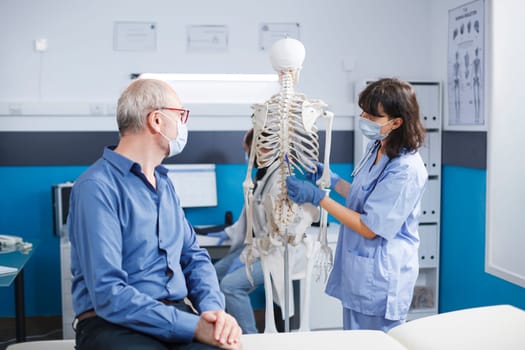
[440,165,525,312]
[0,166,87,317]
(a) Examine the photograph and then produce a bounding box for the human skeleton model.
[240,38,334,332]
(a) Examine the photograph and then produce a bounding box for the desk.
[0,241,37,343]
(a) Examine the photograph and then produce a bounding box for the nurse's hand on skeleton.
[208,230,229,245]
[286,176,327,206]
[305,162,340,189]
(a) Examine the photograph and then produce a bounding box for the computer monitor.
[52,182,74,237]
[164,164,218,208]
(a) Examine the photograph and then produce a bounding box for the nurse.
[285,77,428,332]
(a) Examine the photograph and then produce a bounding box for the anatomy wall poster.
[447,0,485,130]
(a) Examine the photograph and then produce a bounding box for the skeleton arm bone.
[242,105,269,285]
[316,111,334,190]
[242,151,256,285]
[315,110,334,281]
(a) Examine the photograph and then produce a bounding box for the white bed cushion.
[242,329,407,349]
[388,304,525,350]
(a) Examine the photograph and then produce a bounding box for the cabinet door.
[419,224,438,268]
[414,83,441,129]
[420,131,441,176]
[420,178,440,223]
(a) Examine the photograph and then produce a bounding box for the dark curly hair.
[358,78,426,158]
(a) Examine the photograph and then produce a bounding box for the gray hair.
[116,79,172,135]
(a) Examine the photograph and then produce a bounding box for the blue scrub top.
[325,140,428,320]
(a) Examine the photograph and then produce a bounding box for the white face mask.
[358,117,393,141]
[158,112,188,157]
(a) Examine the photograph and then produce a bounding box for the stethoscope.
[351,140,381,177]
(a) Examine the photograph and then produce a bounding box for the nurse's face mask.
[358,115,394,141]
[157,109,189,157]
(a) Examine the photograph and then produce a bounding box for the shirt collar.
[102,146,169,177]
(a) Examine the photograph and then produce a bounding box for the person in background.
[286,77,427,332]
[68,78,242,350]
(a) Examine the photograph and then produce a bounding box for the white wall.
[0,0,434,131]
[485,0,525,287]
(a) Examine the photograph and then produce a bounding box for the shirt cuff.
[170,310,200,342]
[198,301,225,313]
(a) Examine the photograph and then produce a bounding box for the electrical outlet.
[34,38,48,52]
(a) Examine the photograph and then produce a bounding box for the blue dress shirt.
[68,147,224,342]
[325,140,428,321]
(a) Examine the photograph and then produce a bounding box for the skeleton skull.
[269,37,305,84]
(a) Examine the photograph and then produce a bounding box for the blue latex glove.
[305,162,341,189]
[286,176,327,206]
[207,230,228,246]
[226,256,244,274]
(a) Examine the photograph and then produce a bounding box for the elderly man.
[68,78,242,350]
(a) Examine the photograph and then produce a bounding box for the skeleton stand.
[284,229,290,332]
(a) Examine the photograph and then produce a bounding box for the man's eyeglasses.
[160,107,190,124]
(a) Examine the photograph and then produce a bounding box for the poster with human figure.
[447,0,484,129]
